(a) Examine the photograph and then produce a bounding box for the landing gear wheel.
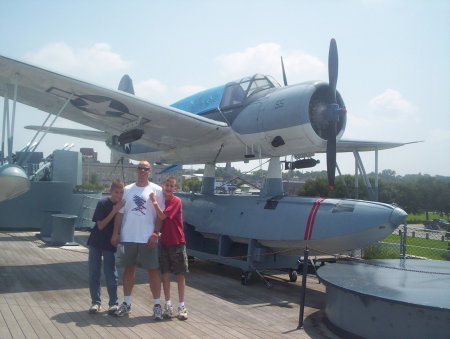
[241,271,252,285]
[289,269,298,282]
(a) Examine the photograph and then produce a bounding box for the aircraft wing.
[0,55,230,150]
[335,140,421,153]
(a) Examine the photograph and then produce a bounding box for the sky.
[1,0,449,176]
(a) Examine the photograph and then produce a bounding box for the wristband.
[152,232,159,237]
[152,201,158,205]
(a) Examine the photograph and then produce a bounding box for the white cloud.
[367,89,418,123]
[25,42,131,76]
[343,89,420,140]
[216,43,326,82]
[134,79,168,101]
[134,82,206,105]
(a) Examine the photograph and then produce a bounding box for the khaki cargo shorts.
[118,242,159,270]
[160,244,189,275]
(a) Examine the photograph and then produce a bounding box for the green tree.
[431,176,450,216]
[182,177,202,192]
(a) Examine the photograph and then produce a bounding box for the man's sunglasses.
[137,167,151,171]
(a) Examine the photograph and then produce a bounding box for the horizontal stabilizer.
[158,164,182,174]
[25,126,109,141]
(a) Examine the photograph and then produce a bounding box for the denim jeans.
[88,246,118,306]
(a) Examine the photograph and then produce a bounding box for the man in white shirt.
[111,160,165,319]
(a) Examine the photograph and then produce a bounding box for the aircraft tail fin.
[118,75,135,95]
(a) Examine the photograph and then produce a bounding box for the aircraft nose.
[389,207,408,227]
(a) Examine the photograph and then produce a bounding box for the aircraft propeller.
[326,38,340,190]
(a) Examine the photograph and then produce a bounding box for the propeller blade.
[328,39,338,103]
[326,123,337,189]
[281,56,288,86]
[326,38,339,189]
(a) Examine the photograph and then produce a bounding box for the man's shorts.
[118,242,159,270]
[160,243,189,275]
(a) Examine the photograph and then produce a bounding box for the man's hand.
[111,233,119,247]
[113,200,126,213]
[147,234,158,248]
[149,192,156,202]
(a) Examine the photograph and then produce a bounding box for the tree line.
[297,170,450,216]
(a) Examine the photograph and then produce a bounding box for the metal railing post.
[402,223,407,258]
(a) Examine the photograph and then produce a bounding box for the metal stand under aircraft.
[336,148,380,201]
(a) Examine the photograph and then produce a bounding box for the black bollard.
[298,247,309,329]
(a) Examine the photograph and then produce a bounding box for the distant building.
[80,148,99,163]
[81,148,187,188]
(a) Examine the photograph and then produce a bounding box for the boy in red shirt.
[150,176,188,320]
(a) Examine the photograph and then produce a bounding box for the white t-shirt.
[119,182,165,243]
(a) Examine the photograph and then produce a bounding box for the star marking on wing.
[78,98,123,116]
[70,95,129,117]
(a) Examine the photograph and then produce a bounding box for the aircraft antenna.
[280,56,288,86]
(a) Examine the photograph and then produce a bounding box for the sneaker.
[108,304,118,315]
[115,302,131,317]
[89,304,100,314]
[153,304,163,320]
[178,306,188,320]
[163,303,173,319]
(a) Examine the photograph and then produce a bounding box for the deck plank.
[8,303,38,339]
[0,302,26,339]
[0,306,13,339]
[0,231,335,338]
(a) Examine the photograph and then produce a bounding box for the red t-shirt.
[160,196,185,246]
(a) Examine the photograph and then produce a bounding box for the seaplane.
[0,40,411,284]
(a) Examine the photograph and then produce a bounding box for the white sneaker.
[115,302,131,317]
[163,303,173,318]
[89,304,100,314]
[153,304,163,320]
[108,304,118,315]
[178,306,188,320]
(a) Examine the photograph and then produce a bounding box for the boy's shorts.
[160,243,189,275]
[118,242,159,270]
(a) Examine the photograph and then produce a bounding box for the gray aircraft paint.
[179,193,407,255]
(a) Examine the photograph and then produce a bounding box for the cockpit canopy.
[220,74,280,109]
[171,74,280,115]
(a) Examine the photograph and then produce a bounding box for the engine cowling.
[232,81,346,157]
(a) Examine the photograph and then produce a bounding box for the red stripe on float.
[304,200,318,240]
[304,198,326,240]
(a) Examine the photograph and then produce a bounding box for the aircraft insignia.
[70,95,129,117]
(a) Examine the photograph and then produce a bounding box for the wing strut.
[21,94,73,166]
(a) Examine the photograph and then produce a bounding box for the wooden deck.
[0,231,338,338]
